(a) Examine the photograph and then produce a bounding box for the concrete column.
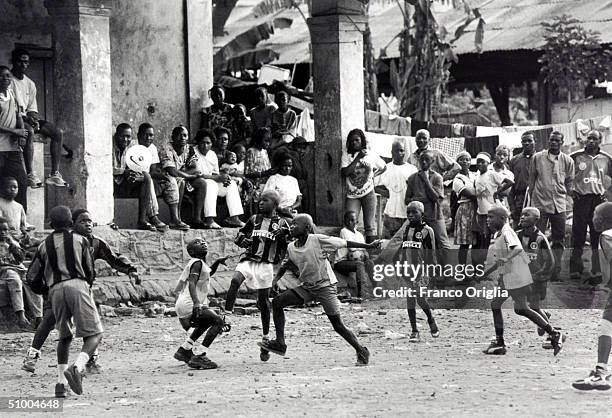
[308,11,366,225]
[185,0,214,135]
[44,0,113,224]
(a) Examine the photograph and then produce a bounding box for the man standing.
[529,131,574,281]
[10,48,66,187]
[407,129,460,181]
[508,131,536,226]
[569,130,612,282]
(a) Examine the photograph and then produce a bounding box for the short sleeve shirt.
[10,74,37,115]
[452,171,477,204]
[341,151,386,199]
[263,174,301,208]
[0,89,18,152]
[375,162,418,218]
[193,147,219,176]
[0,198,26,237]
[475,168,512,215]
[408,148,456,176]
[159,145,189,171]
[405,170,444,220]
[175,259,211,318]
[335,227,365,263]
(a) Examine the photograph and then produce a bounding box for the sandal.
[169,221,190,231]
[202,221,222,230]
[137,221,156,231]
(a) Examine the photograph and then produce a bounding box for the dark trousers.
[537,211,566,277]
[0,151,27,210]
[570,194,605,275]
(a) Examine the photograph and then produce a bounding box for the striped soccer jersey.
[517,227,553,276]
[235,214,290,264]
[400,221,436,266]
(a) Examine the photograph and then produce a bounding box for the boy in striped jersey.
[378,201,439,342]
[224,190,290,361]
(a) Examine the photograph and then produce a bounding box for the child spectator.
[374,137,417,239]
[0,176,28,241]
[220,151,242,186]
[270,90,297,151]
[517,206,555,349]
[189,129,244,229]
[452,151,477,266]
[213,126,231,163]
[260,214,379,364]
[378,201,439,341]
[173,238,229,370]
[0,216,29,328]
[200,85,233,131]
[482,205,562,356]
[244,127,275,216]
[224,190,290,362]
[0,65,28,209]
[250,87,276,131]
[405,150,449,265]
[491,144,515,210]
[233,144,246,175]
[341,128,386,243]
[228,104,252,148]
[334,211,375,301]
[263,154,301,217]
[26,206,99,398]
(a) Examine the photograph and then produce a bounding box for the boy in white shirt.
[374,137,417,238]
[263,154,301,217]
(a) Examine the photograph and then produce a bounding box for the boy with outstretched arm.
[259,214,380,365]
[173,238,229,370]
[22,209,140,374]
[224,190,290,361]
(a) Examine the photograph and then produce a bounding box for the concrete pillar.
[44,0,113,224]
[185,0,214,135]
[308,8,366,225]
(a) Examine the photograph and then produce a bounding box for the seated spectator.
[374,137,417,239]
[0,216,29,328]
[10,49,67,188]
[334,211,374,301]
[263,154,301,217]
[213,126,231,163]
[270,90,297,151]
[0,176,37,249]
[200,85,233,131]
[220,151,242,187]
[233,144,246,175]
[189,129,245,229]
[112,123,167,232]
[228,104,252,148]
[244,127,275,215]
[250,87,276,131]
[138,123,187,230]
[0,65,28,210]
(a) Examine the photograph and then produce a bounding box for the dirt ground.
[0,295,610,417]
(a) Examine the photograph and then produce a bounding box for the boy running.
[22,209,139,374]
[173,238,229,369]
[259,214,379,365]
[378,201,439,342]
[572,202,612,391]
[482,205,563,356]
[224,190,290,361]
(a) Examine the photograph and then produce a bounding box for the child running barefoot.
[482,205,563,356]
[573,202,612,391]
[259,214,379,365]
[224,190,290,361]
[378,201,439,342]
[173,238,229,370]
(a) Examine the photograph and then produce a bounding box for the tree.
[539,14,612,122]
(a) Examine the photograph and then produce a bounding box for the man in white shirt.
[10,48,67,188]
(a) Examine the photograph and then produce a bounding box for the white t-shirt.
[264,174,301,208]
[475,167,514,215]
[175,258,211,318]
[0,197,26,238]
[193,148,219,176]
[335,227,365,263]
[375,162,417,218]
[0,89,18,152]
[341,151,386,199]
[10,74,37,115]
[452,172,477,204]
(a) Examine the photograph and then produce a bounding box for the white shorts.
[236,261,274,290]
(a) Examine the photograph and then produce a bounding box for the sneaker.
[550,330,564,356]
[409,331,421,343]
[27,172,43,188]
[258,339,287,356]
[21,351,40,373]
[220,315,231,334]
[55,383,71,398]
[173,347,194,363]
[63,364,83,395]
[260,337,270,362]
[483,340,507,355]
[356,346,370,366]
[429,321,440,338]
[187,353,218,370]
[85,357,102,374]
[542,336,553,350]
[572,367,612,391]
[45,171,68,187]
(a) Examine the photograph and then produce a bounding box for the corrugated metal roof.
[214,0,612,65]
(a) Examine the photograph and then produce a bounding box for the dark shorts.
[292,285,341,316]
[49,279,103,339]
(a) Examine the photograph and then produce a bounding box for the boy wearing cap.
[482,205,563,356]
[573,202,612,390]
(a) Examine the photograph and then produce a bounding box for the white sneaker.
[572,367,612,391]
[46,172,68,187]
[27,172,43,188]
